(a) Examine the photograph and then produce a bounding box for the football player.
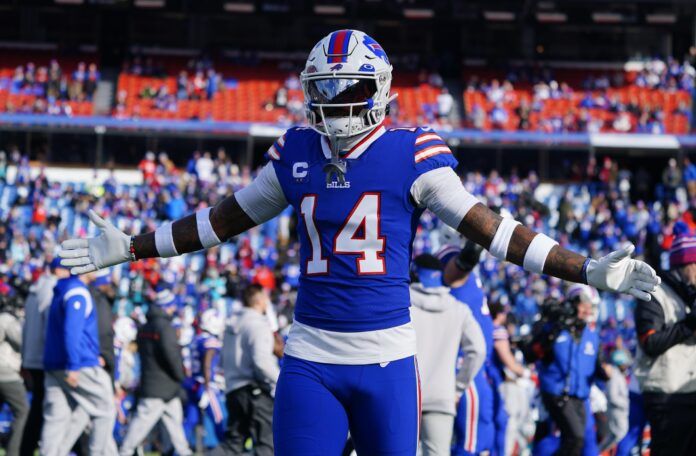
[60,29,660,455]
[191,308,227,444]
[438,241,497,455]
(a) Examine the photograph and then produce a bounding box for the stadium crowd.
[0,142,694,454]
[463,57,695,134]
[0,60,99,116]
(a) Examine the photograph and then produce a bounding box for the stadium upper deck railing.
[0,113,695,151]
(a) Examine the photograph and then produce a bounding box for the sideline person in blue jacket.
[41,274,116,456]
[528,285,609,456]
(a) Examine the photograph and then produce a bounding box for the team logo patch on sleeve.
[414,132,451,163]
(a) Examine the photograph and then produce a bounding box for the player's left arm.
[492,328,527,378]
[203,348,215,388]
[413,167,660,300]
[130,193,258,259]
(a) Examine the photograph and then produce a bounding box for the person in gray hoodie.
[220,284,279,456]
[410,254,486,456]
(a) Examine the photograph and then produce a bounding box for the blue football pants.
[453,371,495,455]
[273,354,420,456]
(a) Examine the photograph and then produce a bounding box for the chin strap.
[323,134,347,185]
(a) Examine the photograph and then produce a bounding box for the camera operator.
[528,284,608,456]
[634,229,696,455]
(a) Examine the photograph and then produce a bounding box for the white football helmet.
[438,223,464,248]
[567,283,601,322]
[113,317,137,346]
[301,29,396,138]
[200,308,224,338]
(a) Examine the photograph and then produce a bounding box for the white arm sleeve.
[235,162,289,224]
[410,167,481,229]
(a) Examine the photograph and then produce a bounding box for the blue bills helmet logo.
[362,35,389,64]
[330,63,344,71]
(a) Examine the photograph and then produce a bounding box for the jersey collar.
[320,124,386,160]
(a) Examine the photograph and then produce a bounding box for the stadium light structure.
[483,11,516,22]
[224,2,255,13]
[645,13,677,24]
[536,12,567,23]
[134,0,165,7]
[403,8,434,19]
[592,12,623,23]
[314,4,345,15]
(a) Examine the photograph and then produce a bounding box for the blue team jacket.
[44,277,100,371]
[538,326,600,400]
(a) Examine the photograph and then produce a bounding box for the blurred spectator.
[634,229,696,455]
[41,273,116,455]
[196,151,215,183]
[487,79,505,104]
[661,158,682,203]
[490,102,508,130]
[410,254,485,456]
[0,293,28,456]
[274,86,288,109]
[684,157,696,198]
[220,285,278,456]
[87,269,116,378]
[600,349,630,452]
[119,290,192,455]
[0,151,6,182]
[515,98,531,131]
[138,151,157,185]
[19,259,69,456]
[436,87,454,119]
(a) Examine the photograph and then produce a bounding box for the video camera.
[540,297,582,332]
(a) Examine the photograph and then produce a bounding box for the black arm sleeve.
[635,298,696,357]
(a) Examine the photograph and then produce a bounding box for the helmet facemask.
[301,71,392,139]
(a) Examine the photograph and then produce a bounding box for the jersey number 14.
[300,193,386,275]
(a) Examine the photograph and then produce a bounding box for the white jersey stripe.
[415,145,452,163]
[268,145,281,160]
[415,133,443,145]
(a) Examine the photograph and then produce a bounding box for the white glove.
[586,244,660,301]
[198,388,211,409]
[59,210,131,275]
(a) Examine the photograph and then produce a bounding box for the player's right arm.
[60,161,289,274]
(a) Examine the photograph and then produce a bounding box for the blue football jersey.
[191,333,222,381]
[270,126,457,332]
[450,271,494,361]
